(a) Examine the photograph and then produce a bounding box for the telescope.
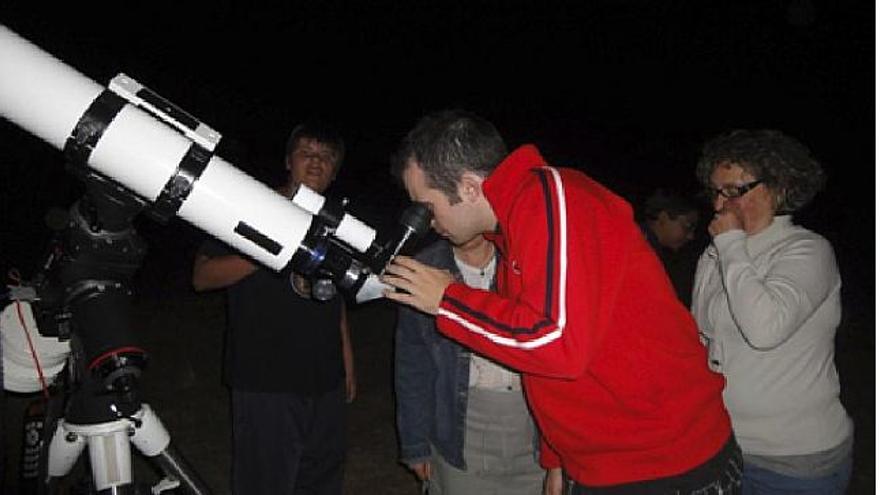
[0,26,429,303]
[0,23,429,493]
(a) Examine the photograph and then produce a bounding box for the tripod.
[2,179,214,494]
[42,391,211,494]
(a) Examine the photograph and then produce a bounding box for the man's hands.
[344,370,357,403]
[408,461,432,482]
[543,467,564,495]
[382,256,456,315]
[340,308,357,403]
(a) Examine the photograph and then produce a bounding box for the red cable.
[14,300,51,401]
[88,346,146,370]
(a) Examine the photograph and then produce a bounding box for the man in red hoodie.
[383,109,741,494]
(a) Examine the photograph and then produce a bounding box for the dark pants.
[570,435,743,495]
[742,457,851,495]
[231,384,346,495]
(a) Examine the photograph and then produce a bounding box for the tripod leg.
[45,420,87,478]
[150,444,212,495]
[130,404,212,495]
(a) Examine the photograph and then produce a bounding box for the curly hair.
[390,109,507,204]
[695,129,825,213]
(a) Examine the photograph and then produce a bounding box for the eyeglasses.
[705,179,763,200]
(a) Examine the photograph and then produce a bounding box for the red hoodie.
[437,145,731,486]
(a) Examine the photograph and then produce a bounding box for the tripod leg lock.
[151,477,182,494]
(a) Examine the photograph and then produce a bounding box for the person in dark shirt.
[192,122,355,495]
[639,188,702,306]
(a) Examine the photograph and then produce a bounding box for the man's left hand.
[345,371,357,403]
[382,256,455,315]
[543,468,564,495]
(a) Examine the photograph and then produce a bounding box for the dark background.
[0,1,874,493]
[0,2,874,269]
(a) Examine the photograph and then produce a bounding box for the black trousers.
[570,435,743,495]
[231,383,346,495]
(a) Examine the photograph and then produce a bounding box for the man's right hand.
[382,256,455,315]
[408,461,432,481]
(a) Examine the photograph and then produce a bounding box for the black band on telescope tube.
[148,142,211,222]
[316,199,345,229]
[136,86,200,132]
[234,221,283,256]
[63,89,127,169]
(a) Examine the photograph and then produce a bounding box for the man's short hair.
[285,122,346,167]
[391,109,507,203]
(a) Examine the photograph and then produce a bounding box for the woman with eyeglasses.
[690,130,852,494]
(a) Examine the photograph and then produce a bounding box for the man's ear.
[459,172,484,202]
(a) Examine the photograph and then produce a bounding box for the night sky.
[0,2,874,299]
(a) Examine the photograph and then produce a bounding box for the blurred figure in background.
[639,188,702,306]
[691,129,852,494]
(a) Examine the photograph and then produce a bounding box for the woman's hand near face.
[708,203,745,237]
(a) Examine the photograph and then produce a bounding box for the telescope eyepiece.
[400,203,432,237]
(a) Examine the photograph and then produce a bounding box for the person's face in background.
[652,210,699,251]
[286,137,340,194]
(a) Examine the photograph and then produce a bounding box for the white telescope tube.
[0,24,314,271]
[290,185,377,253]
